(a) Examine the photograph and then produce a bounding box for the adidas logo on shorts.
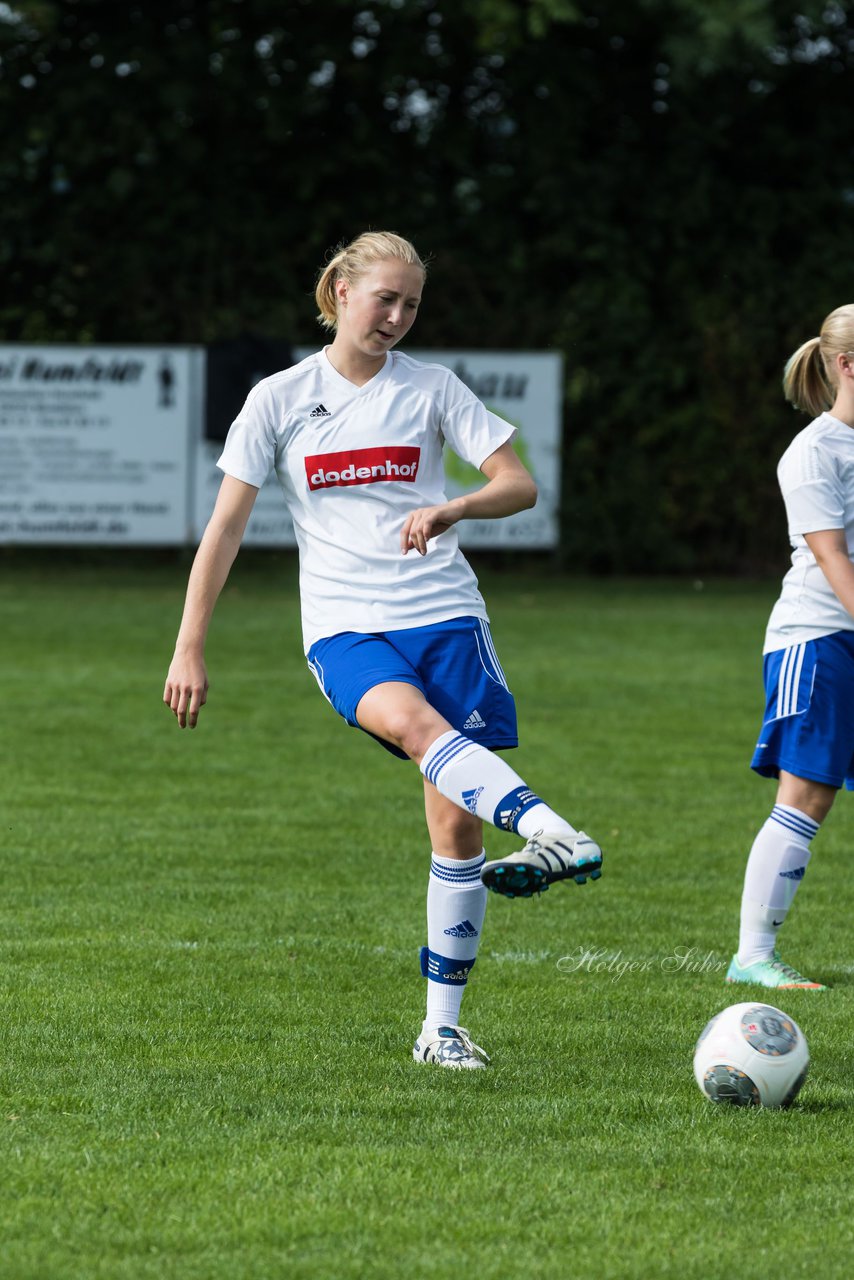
[463,708,486,729]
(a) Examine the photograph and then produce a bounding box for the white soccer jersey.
[217,348,516,651]
[764,412,854,652]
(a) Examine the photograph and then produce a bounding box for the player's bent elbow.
[518,476,538,511]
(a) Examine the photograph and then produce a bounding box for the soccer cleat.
[480,831,603,898]
[726,951,827,991]
[412,1025,491,1070]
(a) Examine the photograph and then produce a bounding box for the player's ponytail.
[783,338,829,417]
[315,231,426,331]
[314,247,348,331]
[783,304,854,417]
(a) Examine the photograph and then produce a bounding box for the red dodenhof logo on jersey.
[305,445,421,491]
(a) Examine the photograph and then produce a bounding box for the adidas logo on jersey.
[463,708,486,729]
[308,403,331,419]
[444,919,479,938]
[462,786,484,815]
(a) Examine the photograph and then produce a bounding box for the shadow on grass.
[804,969,854,988]
[792,1098,851,1114]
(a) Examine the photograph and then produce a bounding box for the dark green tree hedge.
[2,0,852,570]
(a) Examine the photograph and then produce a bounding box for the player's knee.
[382,708,444,762]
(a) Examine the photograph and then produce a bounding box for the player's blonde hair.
[315,231,426,331]
[783,304,854,416]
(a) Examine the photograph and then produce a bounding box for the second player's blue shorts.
[307,615,519,759]
[750,631,854,790]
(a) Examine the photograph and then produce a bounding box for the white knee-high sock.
[737,804,818,966]
[420,731,576,839]
[421,851,488,1033]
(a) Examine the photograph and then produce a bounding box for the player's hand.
[400,503,458,556]
[163,652,209,728]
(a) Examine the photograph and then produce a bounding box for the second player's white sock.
[737,804,818,967]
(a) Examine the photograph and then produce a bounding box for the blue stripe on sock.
[771,805,819,841]
[428,733,468,764]
[424,734,471,786]
[430,857,485,885]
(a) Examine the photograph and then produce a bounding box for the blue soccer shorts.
[750,631,854,790]
[306,615,519,759]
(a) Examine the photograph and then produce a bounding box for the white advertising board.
[0,345,202,545]
[194,347,562,548]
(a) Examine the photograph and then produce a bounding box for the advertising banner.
[0,345,202,545]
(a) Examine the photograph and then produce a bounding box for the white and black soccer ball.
[693,1002,809,1109]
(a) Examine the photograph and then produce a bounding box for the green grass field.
[1,554,852,1278]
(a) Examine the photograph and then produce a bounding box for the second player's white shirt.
[217,348,516,651]
[764,412,854,652]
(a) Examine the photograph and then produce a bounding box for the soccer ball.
[693,1002,809,1109]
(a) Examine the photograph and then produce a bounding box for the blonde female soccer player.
[728,304,854,991]
[164,231,602,1068]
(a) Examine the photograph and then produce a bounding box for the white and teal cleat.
[413,1026,491,1070]
[726,951,826,991]
[480,831,603,898]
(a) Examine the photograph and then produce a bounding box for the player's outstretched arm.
[164,475,259,728]
[401,441,537,555]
